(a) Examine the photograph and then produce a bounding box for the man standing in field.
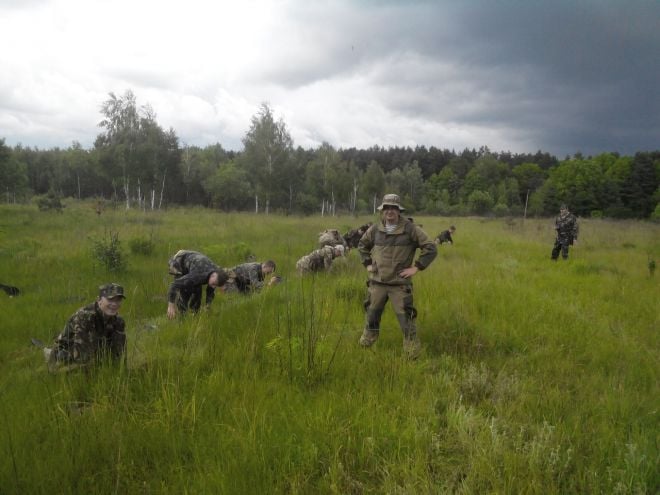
[358,194,437,359]
[551,204,579,260]
[167,250,228,318]
[223,260,277,294]
[37,283,127,370]
[296,245,345,275]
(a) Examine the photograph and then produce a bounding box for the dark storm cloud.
[258,0,659,155]
[0,0,657,156]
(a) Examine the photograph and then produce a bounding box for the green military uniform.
[51,284,126,365]
[224,262,266,294]
[551,207,579,260]
[358,216,437,355]
[318,229,348,249]
[296,245,340,274]
[167,250,227,314]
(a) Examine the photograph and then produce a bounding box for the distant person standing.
[358,193,437,359]
[434,225,456,245]
[551,204,579,260]
[167,250,228,318]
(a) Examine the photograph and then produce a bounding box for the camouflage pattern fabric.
[52,301,126,364]
[358,218,437,286]
[551,212,579,259]
[318,229,348,249]
[296,246,336,274]
[435,230,453,244]
[343,224,371,248]
[168,250,219,276]
[225,262,264,293]
[555,212,579,241]
[358,216,436,359]
[167,251,224,310]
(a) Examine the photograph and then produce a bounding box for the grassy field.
[0,202,658,494]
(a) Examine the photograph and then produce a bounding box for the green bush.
[129,235,155,255]
[651,203,660,222]
[90,230,125,272]
[35,190,64,212]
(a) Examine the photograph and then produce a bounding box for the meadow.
[0,202,658,494]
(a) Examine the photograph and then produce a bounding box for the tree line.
[1,90,658,219]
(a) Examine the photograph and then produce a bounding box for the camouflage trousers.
[363,282,418,340]
[296,256,321,274]
[551,236,573,260]
[174,283,203,314]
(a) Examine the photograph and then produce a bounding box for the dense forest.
[1,90,658,219]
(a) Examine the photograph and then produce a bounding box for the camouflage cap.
[377,193,405,211]
[99,283,126,299]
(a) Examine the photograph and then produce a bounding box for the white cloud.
[1,0,658,155]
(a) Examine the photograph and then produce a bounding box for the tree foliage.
[0,91,657,218]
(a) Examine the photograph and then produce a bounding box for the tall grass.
[0,202,658,493]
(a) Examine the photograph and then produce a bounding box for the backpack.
[168,250,195,276]
[318,229,345,248]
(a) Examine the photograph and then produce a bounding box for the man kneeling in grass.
[167,250,229,318]
[34,283,127,370]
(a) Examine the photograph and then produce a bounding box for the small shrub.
[651,203,660,223]
[36,190,64,212]
[91,231,125,272]
[129,235,155,255]
[493,202,509,217]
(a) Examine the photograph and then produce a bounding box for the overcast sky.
[1,0,658,157]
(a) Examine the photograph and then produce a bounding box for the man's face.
[98,296,123,317]
[208,272,221,288]
[263,264,274,276]
[560,207,568,215]
[382,205,400,223]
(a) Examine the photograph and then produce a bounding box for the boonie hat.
[99,283,125,299]
[377,193,405,211]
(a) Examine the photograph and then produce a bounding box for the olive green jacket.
[358,218,437,285]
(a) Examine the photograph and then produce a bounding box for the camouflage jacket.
[297,246,336,273]
[227,262,265,293]
[359,217,437,285]
[167,250,222,304]
[318,229,348,249]
[54,301,126,364]
[554,213,579,241]
[435,230,454,244]
[343,224,370,249]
